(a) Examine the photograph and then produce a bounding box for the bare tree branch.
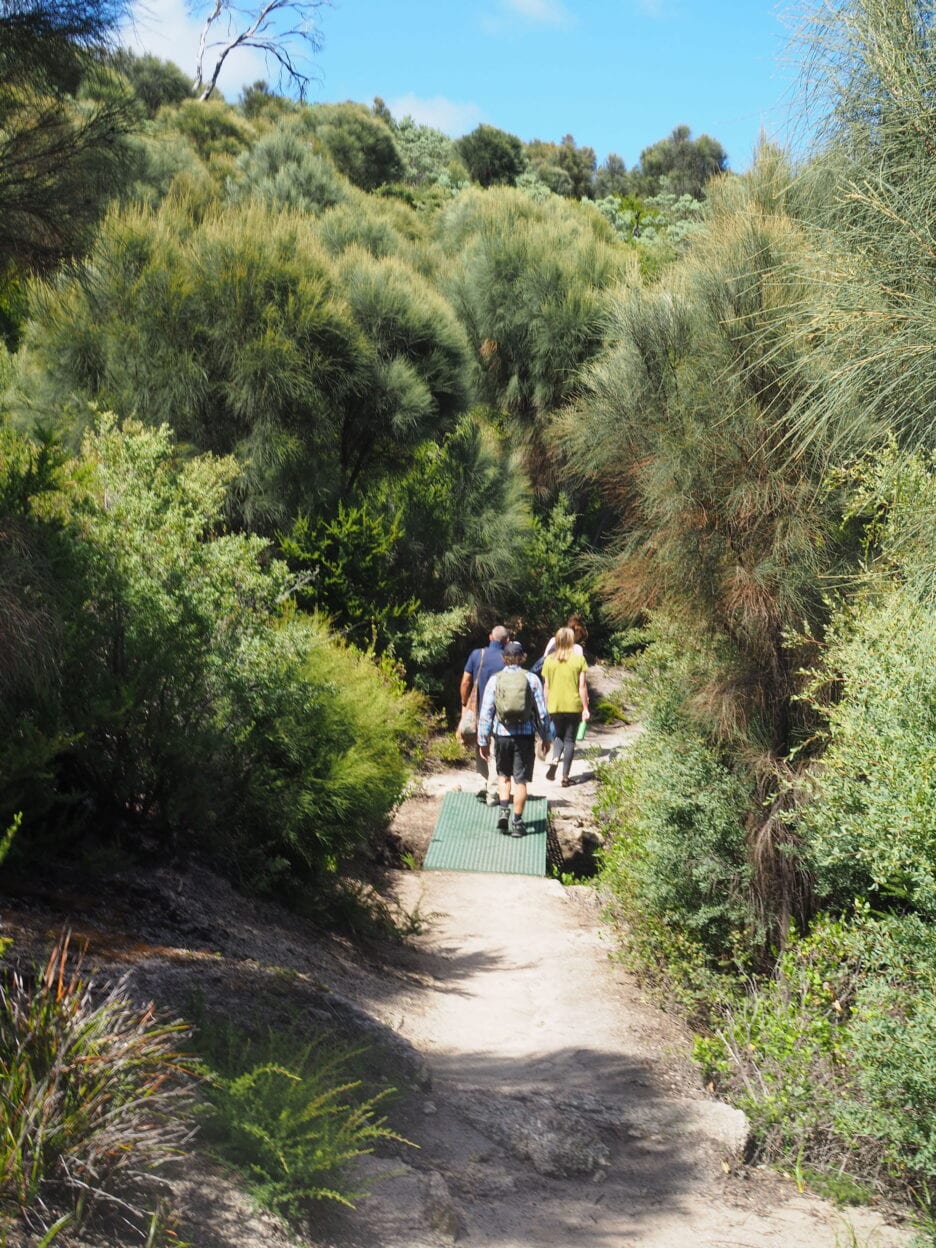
[190,0,328,101]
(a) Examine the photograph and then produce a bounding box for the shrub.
[220,611,424,888]
[598,720,752,965]
[297,102,404,190]
[0,934,194,1238]
[20,196,470,529]
[800,589,936,916]
[838,915,936,1189]
[509,492,599,649]
[705,910,936,1206]
[0,418,424,889]
[226,120,351,213]
[280,504,420,653]
[702,914,861,1168]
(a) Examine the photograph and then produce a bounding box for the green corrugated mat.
[423,791,548,876]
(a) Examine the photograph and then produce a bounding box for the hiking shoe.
[510,818,526,838]
[545,763,557,781]
[496,809,510,834]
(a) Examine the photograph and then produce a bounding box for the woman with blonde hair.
[542,626,590,787]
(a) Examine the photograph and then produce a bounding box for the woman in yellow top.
[541,627,590,787]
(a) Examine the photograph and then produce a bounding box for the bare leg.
[512,782,527,818]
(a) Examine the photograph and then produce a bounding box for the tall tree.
[456,124,524,187]
[633,124,728,199]
[557,152,851,938]
[594,152,629,198]
[525,134,596,198]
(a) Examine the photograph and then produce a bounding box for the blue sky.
[126,0,800,173]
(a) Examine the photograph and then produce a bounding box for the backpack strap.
[468,646,487,713]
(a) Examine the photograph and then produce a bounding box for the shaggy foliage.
[18,196,470,529]
[226,118,352,213]
[568,154,856,945]
[438,187,632,486]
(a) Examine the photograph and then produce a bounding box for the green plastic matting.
[423,791,548,876]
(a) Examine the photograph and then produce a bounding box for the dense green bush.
[798,452,936,916]
[508,491,599,650]
[703,909,936,1204]
[18,195,470,528]
[369,412,532,621]
[156,98,253,164]
[297,102,403,191]
[0,417,423,885]
[114,51,191,117]
[456,124,524,188]
[226,119,351,213]
[221,610,423,887]
[392,115,466,187]
[438,187,631,483]
[597,636,752,975]
[800,590,936,916]
[280,504,419,651]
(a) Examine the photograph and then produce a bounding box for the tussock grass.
[0,933,195,1240]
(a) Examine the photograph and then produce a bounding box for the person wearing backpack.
[477,641,550,837]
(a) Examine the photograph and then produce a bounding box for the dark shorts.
[493,734,535,784]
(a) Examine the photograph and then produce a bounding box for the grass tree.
[559,152,856,942]
[784,0,936,471]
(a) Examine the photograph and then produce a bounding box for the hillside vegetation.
[3,0,936,1241]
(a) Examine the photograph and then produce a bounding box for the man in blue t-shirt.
[460,624,508,805]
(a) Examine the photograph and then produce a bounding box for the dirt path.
[342,676,911,1248]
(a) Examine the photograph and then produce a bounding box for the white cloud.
[122,0,270,98]
[387,93,484,137]
[632,0,664,15]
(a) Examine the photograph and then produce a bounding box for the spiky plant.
[783,0,936,476]
[0,933,194,1238]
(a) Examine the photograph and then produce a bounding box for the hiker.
[542,626,590,787]
[532,614,588,679]
[461,624,509,806]
[478,640,550,838]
